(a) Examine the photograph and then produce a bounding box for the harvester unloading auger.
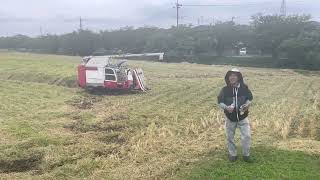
[77,53,164,92]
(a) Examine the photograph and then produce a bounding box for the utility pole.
[40,26,43,36]
[174,0,182,28]
[79,16,83,30]
[280,0,286,16]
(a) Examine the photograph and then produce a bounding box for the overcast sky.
[0,0,319,36]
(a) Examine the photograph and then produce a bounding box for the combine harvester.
[77,53,164,92]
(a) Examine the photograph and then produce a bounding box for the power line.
[182,4,257,7]
[181,0,306,7]
[181,2,273,7]
[177,0,308,9]
[174,0,313,26]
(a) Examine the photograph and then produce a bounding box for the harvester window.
[105,68,115,74]
[106,75,116,81]
[105,68,116,81]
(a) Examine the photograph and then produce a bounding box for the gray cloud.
[0,17,35,23]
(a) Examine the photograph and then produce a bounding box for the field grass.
[176,147,320,179]
[0,52,319,179]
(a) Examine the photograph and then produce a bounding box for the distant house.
[240,48,247,56]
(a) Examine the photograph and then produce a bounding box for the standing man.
[217,68,253,162]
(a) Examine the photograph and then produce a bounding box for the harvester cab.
[77,53,164,92]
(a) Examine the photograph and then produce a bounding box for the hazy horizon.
[1,0,319,37]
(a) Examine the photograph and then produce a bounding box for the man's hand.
[226,106,234,113]
[241,104,250,112]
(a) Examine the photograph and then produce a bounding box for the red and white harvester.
[77,53,164,92]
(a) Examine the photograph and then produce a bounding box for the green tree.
[280,24,320,69]
[251,14,311,58]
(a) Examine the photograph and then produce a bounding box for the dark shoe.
[228,155,238,162]
[243,156,252,163]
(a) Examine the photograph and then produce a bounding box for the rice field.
[0,52,319,179]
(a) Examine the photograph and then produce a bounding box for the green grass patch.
[174,146,320,180]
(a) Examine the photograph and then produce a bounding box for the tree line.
[0,14,320,69]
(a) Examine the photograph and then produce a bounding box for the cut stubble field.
[0,52,319,179]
